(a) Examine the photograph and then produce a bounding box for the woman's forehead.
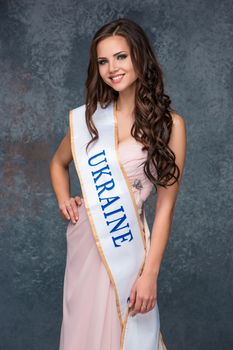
[97,35,129,57]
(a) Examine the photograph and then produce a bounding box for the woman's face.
[96,35,138,92]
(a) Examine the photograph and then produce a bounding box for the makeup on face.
[97,36,138,92]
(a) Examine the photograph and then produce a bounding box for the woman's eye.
[117,54,127,60]
[97,54,127,65]
[97,59,107,65]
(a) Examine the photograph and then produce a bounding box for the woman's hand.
[59,196,82,224]
[128,272,157,317]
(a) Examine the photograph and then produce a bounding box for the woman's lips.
[110,74,125,83]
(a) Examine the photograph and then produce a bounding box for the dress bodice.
[118,139,155,215]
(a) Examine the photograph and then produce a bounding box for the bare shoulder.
[169,111,187,141]
[170,111,186,128]
[168,111,187,173]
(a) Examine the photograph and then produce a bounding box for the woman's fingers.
[140,298,155,314]
[130,297,156,316]
[129,287,136,308]
[59,204,71,220]
[130,295,143,316]
[65,199,78,224]
[59,196,82,224]
[74,196,82,207]
[139,300,149,314]
[69,198,79,221]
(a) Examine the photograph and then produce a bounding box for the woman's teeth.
[111,74,124,83]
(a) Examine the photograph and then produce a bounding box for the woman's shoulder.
[170,111,186,129]
[169,111,187,144]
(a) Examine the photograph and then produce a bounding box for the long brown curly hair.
[84,18,180,191]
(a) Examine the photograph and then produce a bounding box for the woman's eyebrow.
[97,51,127,59]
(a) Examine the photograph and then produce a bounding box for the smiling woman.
[97,36,138,91]
[50,17,186,350]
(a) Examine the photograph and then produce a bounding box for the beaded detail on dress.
[131,178,144,215]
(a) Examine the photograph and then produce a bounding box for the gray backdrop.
[1,0,232,349]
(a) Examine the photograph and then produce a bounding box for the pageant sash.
[69,101,166,350]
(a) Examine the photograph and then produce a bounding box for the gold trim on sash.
[69,109,124,327]
[159,333,168,350]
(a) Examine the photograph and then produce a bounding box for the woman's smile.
[109,73,125,83]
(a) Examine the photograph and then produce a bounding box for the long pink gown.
[59,140,160,350]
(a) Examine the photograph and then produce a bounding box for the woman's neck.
[116,84,136,117]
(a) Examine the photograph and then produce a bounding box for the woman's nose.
[109,58,119,73]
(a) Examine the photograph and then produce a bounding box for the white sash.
[69,101,167,350]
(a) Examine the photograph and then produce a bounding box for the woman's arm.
[143,112,187,278]
[50,127,82,224]
[129,113,187,316]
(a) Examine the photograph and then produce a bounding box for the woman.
[50,18,186,350]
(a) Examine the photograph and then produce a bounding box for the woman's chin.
[112,83,136,93]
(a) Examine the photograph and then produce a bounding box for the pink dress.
[59,140,160,350]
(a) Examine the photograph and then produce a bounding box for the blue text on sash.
[88,149,134,248]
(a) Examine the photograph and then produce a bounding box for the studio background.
[0,0,232,349]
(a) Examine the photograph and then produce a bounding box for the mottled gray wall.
[0,0,232,349]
